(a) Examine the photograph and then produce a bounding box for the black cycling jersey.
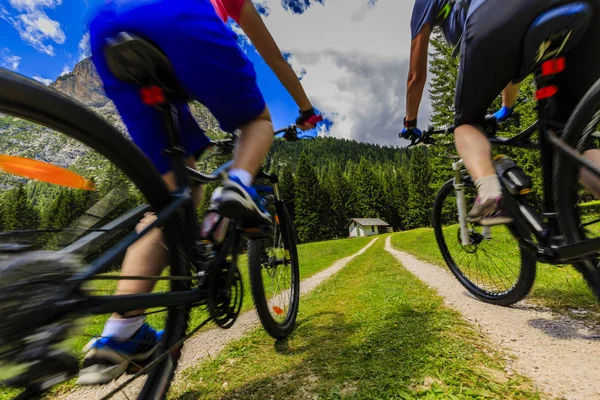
[454,0,600,127]
[410,0,471,46]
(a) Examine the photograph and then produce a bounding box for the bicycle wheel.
[248,201,300,339]
[554,77,600,301]
[433,178,536,305]
[0,70,190,399]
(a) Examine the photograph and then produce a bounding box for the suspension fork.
[273,182,281,201]
[453,159,472,246]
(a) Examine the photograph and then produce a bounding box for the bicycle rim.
[249,202,300,339]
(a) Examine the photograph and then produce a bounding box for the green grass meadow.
[1,235,376,399]
[168,237,539,399]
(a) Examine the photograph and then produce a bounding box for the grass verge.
[1,235,378,399]
[390,228,600,320]
[169,238,539,399]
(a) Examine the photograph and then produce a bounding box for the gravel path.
[385,235,600,400]
[57,238,378,400]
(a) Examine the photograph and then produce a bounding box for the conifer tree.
[3,184,40,231]
[406,147,434,229]
[279,162,296,223]
[294,152,330,243]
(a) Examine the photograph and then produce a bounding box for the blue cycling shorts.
[89,0,266,174]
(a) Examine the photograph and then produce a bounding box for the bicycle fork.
[453,159,472,246]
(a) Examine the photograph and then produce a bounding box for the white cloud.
[78,32,91,61]
[60,64,71,76]
[33,75,52,85]
[255,0,431,145]
[9,0,62,11]
[1,48,21,71]
[3,0,65,56]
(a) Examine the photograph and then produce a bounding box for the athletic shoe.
[467,196,512,226]
[76,323,162,385]
[214,176,271,225]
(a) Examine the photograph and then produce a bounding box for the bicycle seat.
[514,2,592,82]
[103,32,191,102]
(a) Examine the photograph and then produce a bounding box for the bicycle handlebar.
[209,116,324,153]
[405,125,455,148]
[274,115,324,142]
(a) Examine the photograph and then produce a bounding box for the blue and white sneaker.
[215,176,272,226]
[76,323,162,385]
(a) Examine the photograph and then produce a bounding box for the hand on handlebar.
[275,112,323,142]
[402,125,453,148]
[295,108,323,131]
[399,117,423,144]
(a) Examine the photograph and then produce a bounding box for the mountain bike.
[0,33,320,399]
[408,2,600,306]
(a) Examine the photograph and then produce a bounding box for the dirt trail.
[385,235,600,400]
[58,238,378,400]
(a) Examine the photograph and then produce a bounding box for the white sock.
[229,168,253,187]
[101,316,145,341]
[475,175,502,200]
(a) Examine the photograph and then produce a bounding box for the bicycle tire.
[0,69,189,399]
[248,201,300,339]
[553,77,600,301]
[433,178,536,305]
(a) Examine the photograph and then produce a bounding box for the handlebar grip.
[304,115,323,126]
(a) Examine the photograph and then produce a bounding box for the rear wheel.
[248,201,300,339]
[433,178,536,305]
[554,77,600,301]
[0,70,190,399]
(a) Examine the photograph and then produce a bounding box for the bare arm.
[502,82,519,108]
[238,0,312,111]
[405,24,431,121]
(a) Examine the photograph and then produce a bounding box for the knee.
[455,123,485,136]
[136,212,158,233]
[239,106,273,131]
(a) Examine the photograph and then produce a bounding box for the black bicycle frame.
[471,75,600,265]
[60,99,285,318]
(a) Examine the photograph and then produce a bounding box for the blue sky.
[0,0,424,145]
[1,0,103,82]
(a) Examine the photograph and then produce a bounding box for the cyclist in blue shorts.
[402,0,600,224]
[77,0,321,385]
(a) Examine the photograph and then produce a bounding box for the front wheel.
[248,201,300,339]
[433,178,536,305]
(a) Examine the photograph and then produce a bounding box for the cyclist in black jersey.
[403,0,600,224]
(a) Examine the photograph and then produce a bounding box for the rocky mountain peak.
[50,58,110,108]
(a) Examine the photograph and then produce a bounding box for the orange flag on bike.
[0,155,96,191]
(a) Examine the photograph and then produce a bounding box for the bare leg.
[580,149,600,198]
[502,82,519,108]
[232,107,273,177]
[455,124,496,180]
[113,156,202,318]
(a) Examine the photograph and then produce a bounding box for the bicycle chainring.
[207,263,243,329]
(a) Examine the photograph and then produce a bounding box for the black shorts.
[455,0,600,127]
